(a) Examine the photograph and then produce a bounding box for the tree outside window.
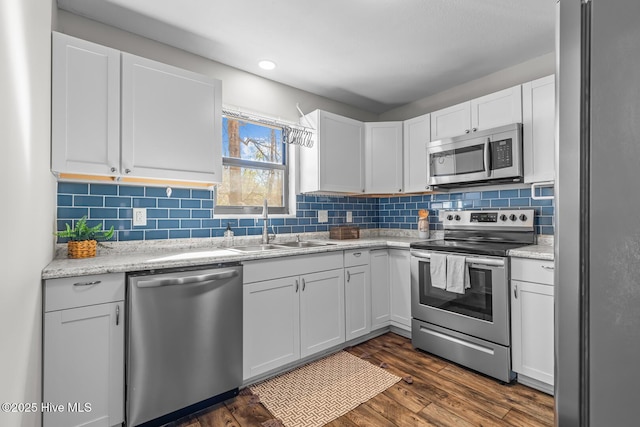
[216,116,288,214]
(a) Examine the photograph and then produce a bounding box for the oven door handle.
[411,252,504,267]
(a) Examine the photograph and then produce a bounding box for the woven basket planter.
[67,240,97,259]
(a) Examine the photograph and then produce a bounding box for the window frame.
[215,115,290,216]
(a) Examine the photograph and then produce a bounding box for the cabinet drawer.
[45,273,125,312]
[511,258,554,285]
[344,249,370,267]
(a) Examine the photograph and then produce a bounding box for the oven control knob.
[500,214,508,221]
[519,214,528,221]
[454,214,461,221]
[446,214,453,221]
[509,214,517,221]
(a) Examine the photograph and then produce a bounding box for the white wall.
[0,0,55,426]
[379,52,555,121]
[55,10,378,123]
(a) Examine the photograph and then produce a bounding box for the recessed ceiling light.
[258,60,276,70]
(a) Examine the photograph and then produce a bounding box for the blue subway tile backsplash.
[56,183,555,242]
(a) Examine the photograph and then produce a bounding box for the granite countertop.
[508,244,554,261]
[42,234,428,280]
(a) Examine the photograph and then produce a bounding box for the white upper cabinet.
[402,113,431,193]
[430,85,522,140]
[430,101,471,141]
[522,75,556,183]
[52,32,120,176]
[51,32,222,183]
[364,122,403,193]
[121,54,221,182]
[299,110,365,193]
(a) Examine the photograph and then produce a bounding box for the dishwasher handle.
[136,269,240,288]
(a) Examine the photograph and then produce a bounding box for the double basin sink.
[229,241,337,252]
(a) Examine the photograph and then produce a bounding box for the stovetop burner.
[410,209,535,257]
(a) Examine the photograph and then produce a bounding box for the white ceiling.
[57,0,556,114]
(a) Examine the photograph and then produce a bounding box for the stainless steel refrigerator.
[557,0,640,425]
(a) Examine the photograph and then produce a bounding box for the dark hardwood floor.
[171,333,554,427]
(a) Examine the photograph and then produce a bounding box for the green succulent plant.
[55,216,115,242]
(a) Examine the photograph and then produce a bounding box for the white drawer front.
[45,273,125,312]
[511,258,554,285]
[344,249,370,267]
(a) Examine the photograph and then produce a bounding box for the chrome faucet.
[261,199,270,244]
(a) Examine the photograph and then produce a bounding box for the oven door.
[410,249,510,346]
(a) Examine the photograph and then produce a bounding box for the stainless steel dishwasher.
[126,263,242,427]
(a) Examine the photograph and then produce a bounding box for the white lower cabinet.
[43,273,125,427]
[300,269,346,357]
[242,253,345,380]
[370,250,391,329]
[510,257,555,394]
[389,249,411,331]
[344,249,371,341]
[243,276,301,379]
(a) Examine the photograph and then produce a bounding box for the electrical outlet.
[133,208,147,226]
[318,210,328,223]
[346,211,353,223]
[438,210,446,221]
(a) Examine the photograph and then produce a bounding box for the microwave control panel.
[491,139,513,169]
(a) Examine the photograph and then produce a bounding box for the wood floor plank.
[503,408,553,427]
[223,394,275,427]
[422,393,512,427]
[375,348,512,419]
[438,365,554,425]
[418,402,477,427]
[195,402,241,427]
[365,393,438,427]
[344,403,398,427]
[382,382,432,413]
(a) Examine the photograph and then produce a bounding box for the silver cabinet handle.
[295,279,299,293]
[116,305,120,326]
[353,252,362,257]
[465,129,470,134]
[514,284,518,299]
[73,280,101,287]
[302,278,306,291]
[541,265,555,271]
[110,167,117,173]
[125,168,131,174]
[472,127,477,132]
[347,271,351,282]
[136,270,239,288]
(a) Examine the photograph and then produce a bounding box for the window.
[216,116,289,215]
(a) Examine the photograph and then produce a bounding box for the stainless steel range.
[410,209,534,382]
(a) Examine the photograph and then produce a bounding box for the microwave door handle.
[484,138,491,177]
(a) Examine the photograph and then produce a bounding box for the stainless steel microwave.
[427,123,523,188]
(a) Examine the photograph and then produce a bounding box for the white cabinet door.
[523,75,556,183]
[471,85,522,131]
[365,122,403,193]
[403,113,431,193]
[430,101,471,140]
[51,32,120,176]
[43,302,124,427]
[121,53,222,183]
[300,110,365,193]
[511,279,554,389]
[389,249,411,330]
[370,250,390,329]
[345,264,371,341]
[243,276,301,379]
[300,269,345,357]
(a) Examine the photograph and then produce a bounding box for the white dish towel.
[446,254,470,294]
[430,253,447,289]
